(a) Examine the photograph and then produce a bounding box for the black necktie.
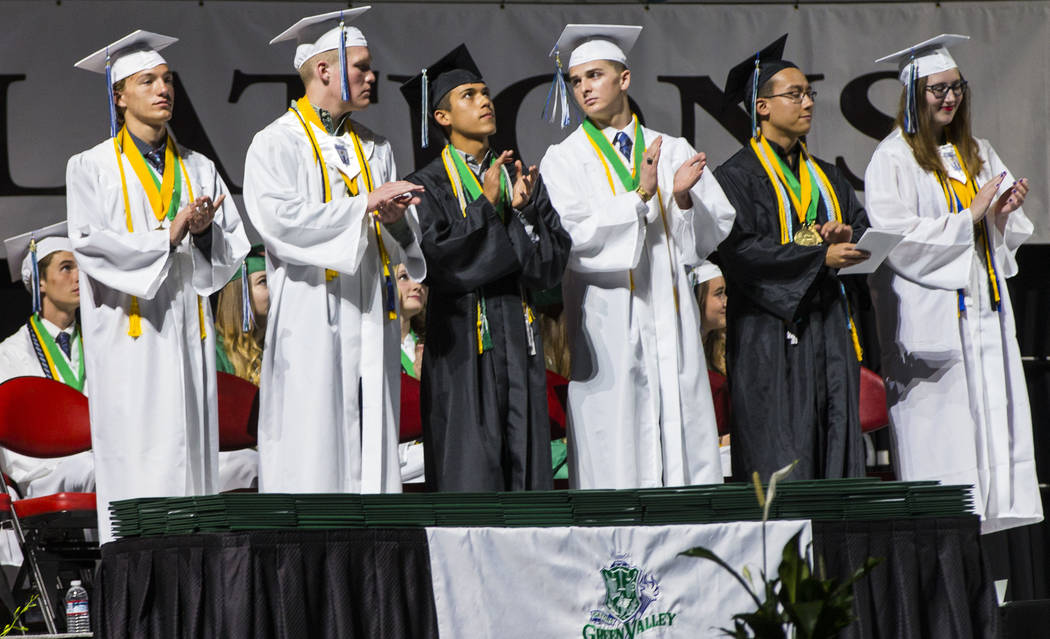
[145,147,165,173]
[56,332,72,358]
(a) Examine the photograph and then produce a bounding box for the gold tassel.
[198,296,207,340]
[128,296,142,338]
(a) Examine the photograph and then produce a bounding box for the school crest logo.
[582,553,677,638]
[334,143,351,166]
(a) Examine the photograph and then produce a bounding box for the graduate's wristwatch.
[636,186,654,203]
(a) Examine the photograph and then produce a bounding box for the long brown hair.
[893,74,983,179]
[215,278,264,386]
[696,279,727,376]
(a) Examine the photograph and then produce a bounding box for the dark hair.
[112,77,127,128]
[893,74,983,179]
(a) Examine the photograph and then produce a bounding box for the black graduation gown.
[714,140,868,481]
[407,156,572,492]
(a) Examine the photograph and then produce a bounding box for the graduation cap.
[542,24,642,129]
[270,7,371,103]
[73,30,178,138]
[689,260,723,288]
[3,221,71,314]
[722,34,795,139]
[228,245,266,332]
[875,34,969,134]
[399,44,484,149]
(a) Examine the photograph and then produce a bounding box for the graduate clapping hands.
[483,150,540,209]
[170,194,226,248]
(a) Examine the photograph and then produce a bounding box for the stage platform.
[93,483,998,639]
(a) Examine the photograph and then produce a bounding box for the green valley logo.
[582,554,676,638]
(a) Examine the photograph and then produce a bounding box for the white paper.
[837,229,904,275]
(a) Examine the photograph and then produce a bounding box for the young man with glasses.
[713,36,870,480]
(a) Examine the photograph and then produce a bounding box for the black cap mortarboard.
[722,34,797,137]
[399,44,484,148]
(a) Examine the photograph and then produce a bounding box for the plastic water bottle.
[64,579,90,632]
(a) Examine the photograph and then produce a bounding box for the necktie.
[145,147,165,173]
[56,332,72,358]
[613,131,633,160]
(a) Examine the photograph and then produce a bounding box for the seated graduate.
[399,45,572,492]
[713,35,870,481]
[692,259,727,376]
[0,222,94,499]
[396,263,426,483]
[214,245,268,385]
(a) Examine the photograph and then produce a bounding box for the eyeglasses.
[925,81,968,100]
[760,89,817,104]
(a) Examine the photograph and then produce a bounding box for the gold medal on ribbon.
[793,223,823,246]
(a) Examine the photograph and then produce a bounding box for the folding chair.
[859,366,889,433]
[399,372,423,444]
[0,376,97,634]
[216,372,259,451]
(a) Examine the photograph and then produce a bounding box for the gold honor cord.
[749,135,860,360]
[938,146,1001,314]
[290,98,396,319]
[112,126,205,339]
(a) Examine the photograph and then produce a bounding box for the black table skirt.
[97,517,997,639]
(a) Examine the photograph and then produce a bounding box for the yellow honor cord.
[111,127,195,339]
[749,137,790,243]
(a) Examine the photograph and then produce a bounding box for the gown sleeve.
[66,150,174,300]
[661,138,736,265]
[863,144,975,291]
[189,161,250,296]
[539,142,647,273]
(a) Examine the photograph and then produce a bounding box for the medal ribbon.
[290,97,396,319]
[758,135,819,227]
[937,145,1001,316]
[444,144,510,220]
[119,127,183,222]
[28,314,86,392]
[112,126,204,339]
[581,115,645,192]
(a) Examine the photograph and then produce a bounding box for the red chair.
[859,366,890,433]
[216,372,259,451]
[0,376,96,634]
[707,370,730,437]
[400,372,423,443]
[547,370,569,440]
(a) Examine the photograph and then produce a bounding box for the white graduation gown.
[66,138,249,543]
[539,124,736,488]
[243,112,425,494]
[865,129,1042,534]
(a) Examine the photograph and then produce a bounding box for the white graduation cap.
[73,30,178,138]
[542,24,642,129]
[875,34,969,84]
[552,24,643,70]
[3,221,71,313]
[875,34,969,134]
[271,7,371,70]
[690,260,724,287]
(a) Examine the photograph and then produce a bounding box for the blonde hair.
[298,49,340,86]
[215,278,264,386]
[893,75,983,180]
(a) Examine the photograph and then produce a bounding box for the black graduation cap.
[722,34,796,113]
[399,44,484,148]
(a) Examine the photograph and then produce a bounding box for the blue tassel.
[750,54,760,139]
[421,68,429,148]
[338,14,350,102]
[541,50,574,129]
[240,263,252,332]
[105,47,118,138]
[904,60,918,134]
[29,236,41,315]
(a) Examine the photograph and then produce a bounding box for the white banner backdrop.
[426,520,812,639]
[0,1,1047,254]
